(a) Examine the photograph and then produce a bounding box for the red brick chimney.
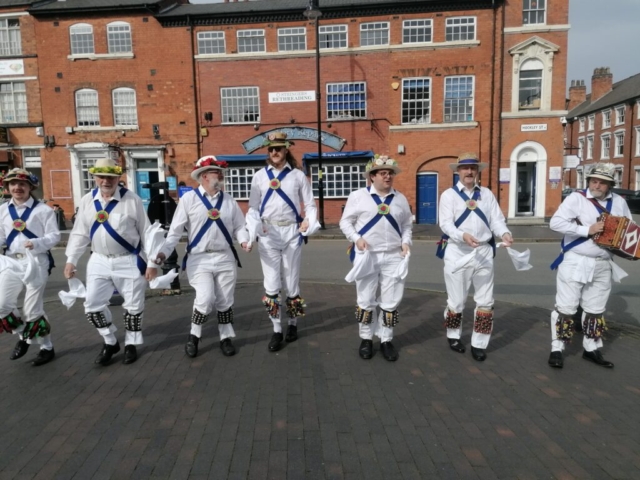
[591,67,613,102]
[568,79,586,110]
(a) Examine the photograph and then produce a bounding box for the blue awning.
[302,150,373,161]
[216,154,268,162]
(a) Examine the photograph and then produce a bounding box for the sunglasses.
[268,146,284,153]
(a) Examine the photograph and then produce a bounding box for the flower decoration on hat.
[364,154,400,175]
[3,168,40,187]
[89,165,123,175]
[262,131,294,149]
[193,156,228,172]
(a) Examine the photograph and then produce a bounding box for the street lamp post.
[304,0,325,229]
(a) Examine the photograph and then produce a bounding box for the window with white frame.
[221,86,260,124]
[587,135,594,159]
[588,114,595,131]
[636,167,640,190]
[75,89,100,127]
[601,134,611,159]
[360,22,389,46]
[107,22,132,54]
[576,166,584,189]
[444,76,474,122]
[319,24,347,49]
[445,17,476,42]
[310,164,367,198]
[402,19,432,44]
[112,88,138,126]
[614,166,622,187]
[69,23,95,55]
[636,127,640,156]
[0,82,27,123]
[637,100,640,119]
[237,29,265,53]
[0,18,21,56]
[81,158,97,196]
[401,78,430,124]
[197,31,225,55]
[579,117,585,132]
[523,0,546,25]
[578,137,584,160]
[278,27,306,51]
[518,59,542,110]
[602,109,611,128]
[614,131,624,157]
[225,166,260,200]
[615,105,625,125]
[326,82,366,120]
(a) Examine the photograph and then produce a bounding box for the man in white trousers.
[438,153,512,362]
[548,163,631,369]
[64,158,155,366]
[0,169,60,366]
[339,155,412,361]
[152,156,250,358]
[247,132,318,352]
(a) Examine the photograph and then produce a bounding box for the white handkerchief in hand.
[149,269,180,289]
[22,250,45,287]
[245,209,265,246]
[144,221,166,264]
[58,278,87,309]
[345,249,376,283]
[497,243,533,271]
[451,250,477,274]
[0,254,24,276]
[609,260,628,283]
[395,252,410,280]
[301,219,321,237]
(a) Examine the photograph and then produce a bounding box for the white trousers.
[356,250,405,343]
[186,250,237,341]
[0,254,51,348]
[443,243,494,349]
[84,253,147,346]
[551,252,612,353]
[258,224,302,331]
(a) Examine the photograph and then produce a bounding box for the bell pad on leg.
[87,312,111,329]
[123,311,143,332]
[285,296,306,318]
[0,313,23,334]
[555,312,574,343]
[191,309,209,325]
[473,308,493,334]
[381,308,399,328]
[262,293,280,318]
[217,308,234,324]
[444,309,462,329]
[22,317,51,340]
[355,306,373,324]
[583,313,607,340]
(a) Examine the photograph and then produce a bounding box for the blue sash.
[260,167,307,246]
[436,186,495,259]
[90,187,146,276]
[550,190,612,270]
[6,200,55,275]
[348,188,402,262]
[181,190,242,270]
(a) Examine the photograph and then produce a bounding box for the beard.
[206,178,223,191]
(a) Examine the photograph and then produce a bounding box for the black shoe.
[359,339,373,360]
[380,341,399,362]
[448,338,466,354]
[285,325,298,343]
[471,347,487,362]
[185,335,199,358]
[32,348,55,366]
[548,351,563,368]
[95,342,120,366]
[10,340,29,360]
[220,338,236,357]
[268,332,284,352]
[582,349,614,368]
[123,345,138,364]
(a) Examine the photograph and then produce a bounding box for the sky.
[567,0,640,92]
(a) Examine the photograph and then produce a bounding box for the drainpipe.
[496,1,506,208]
[626,100,636,189]
[488,0,496,192]
[188,15,201,159]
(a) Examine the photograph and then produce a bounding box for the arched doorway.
[508,141,547,219]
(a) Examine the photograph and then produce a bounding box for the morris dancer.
[0,169,60,366]
[64,158,155,366]
[152,156,250,358]
[437,153,512,362]
[548,163,631,369]
[247,132,318,352]
[339,155,412,361]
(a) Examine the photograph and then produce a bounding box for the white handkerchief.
[58,278,87,309]
[451,250,477,274]
[497,242,533,271]
[395,252,410,280]
[245,209,265,246]
[149,269,180,289]
[0,254,24,276]
[345,249,376,283]
[301,219,321,237]
[22,250,47,288]
[609,260,628,283]
[144,221,166,264]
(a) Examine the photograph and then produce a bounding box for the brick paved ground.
[1,282,640,480]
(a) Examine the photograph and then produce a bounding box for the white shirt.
[0,197,60,255]
[248,164,317,224]
[439,182,510,244]
[339,186,413,250]
[66,187,150,265]
[160,186,249,257]
[550,190,632,259]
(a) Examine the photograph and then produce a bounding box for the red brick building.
[2,0,570,224]
[565,68,640,191]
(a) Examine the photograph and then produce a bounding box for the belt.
[204,249,227,253]
[262,219,297,226]
[96,251,132,259]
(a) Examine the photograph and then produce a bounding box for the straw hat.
[449,152,487,172]
[191,156,229,181]
[2,168,39,188]
[586,163,615,183]
[262,131,295,149]
[362,155,401,179]
[88,158,124,177]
